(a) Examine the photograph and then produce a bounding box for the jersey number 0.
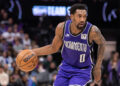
[80,54,85,63]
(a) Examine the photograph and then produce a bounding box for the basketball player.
[32,4,106,86]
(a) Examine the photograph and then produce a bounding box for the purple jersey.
[53,20,93,86]
[61,20,93,68]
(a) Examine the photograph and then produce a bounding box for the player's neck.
[70,23,84,35]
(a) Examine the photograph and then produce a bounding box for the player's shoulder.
[55,21,65,37]
[90,25,101,33]
[56,21,65,32]
[57,22,65,29]
[89,25,103,41]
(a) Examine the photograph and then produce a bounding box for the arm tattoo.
[92,26,106,68]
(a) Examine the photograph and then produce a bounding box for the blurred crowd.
[40,0,106,3]
[0,8,57,86]
[0,5,120,86]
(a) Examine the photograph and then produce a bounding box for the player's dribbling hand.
[93,67,101,84]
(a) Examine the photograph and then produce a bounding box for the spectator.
[8,17,14,26]
[0,38,8,51]
[108,51,120,86]
[36,63,49,86]
[9,66,24,86]
[101,58,109,86]
[19,29,25,40]
[1,12,8,24]
[1,51,13,68]
[0,65,9,86]
[28,72,37,86]
[3,64,10,74]
[13,25,21,39]
[9,61,16,75]
[44,55,53,69]
[13,39,24,53]
[0,22,5,34]
[0,9,6,17]
[2,26,14,43]
[13,24,18,31]
[22,33,31,49]
[7,43,16,58]
[48,62,57,73]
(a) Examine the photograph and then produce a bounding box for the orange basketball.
[16,49,38,72]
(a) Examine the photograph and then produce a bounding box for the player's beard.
[76,21,86,30]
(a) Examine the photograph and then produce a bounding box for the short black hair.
[69,4,88,14]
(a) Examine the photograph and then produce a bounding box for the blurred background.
[0,0,120,86]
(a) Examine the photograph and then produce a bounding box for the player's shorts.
[53,61,93,86]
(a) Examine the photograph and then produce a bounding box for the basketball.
[16,49,38,72]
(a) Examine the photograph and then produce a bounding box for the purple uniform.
[54,20,93,86]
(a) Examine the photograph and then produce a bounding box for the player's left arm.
[90,25,106,83]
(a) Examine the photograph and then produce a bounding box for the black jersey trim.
[62,21,66,40]
[88,25,93,46]
[69,22,88,37]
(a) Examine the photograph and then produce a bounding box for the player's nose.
[80,17,85,22]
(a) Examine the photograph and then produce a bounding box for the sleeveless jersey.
[61,20,93,68]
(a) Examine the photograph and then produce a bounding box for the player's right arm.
[32,22,64,56]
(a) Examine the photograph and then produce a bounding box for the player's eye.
[78,15,82,18]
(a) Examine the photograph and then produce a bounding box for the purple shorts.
[53,64,92,86]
